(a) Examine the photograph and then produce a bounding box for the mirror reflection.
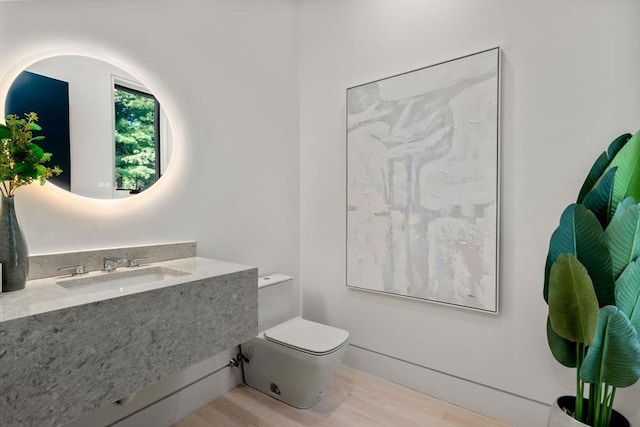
[4,55,173,199]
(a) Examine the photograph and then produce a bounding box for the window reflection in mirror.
[114,83,160,193]
[4,55,173,199]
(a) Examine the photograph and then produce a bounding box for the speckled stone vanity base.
[0,257,257,427]
[28,241,196,280]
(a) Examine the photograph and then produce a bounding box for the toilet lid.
[264,317,349,356]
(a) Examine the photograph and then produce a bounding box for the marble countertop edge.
[0,257,256,323]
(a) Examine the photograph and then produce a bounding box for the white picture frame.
[346,47,500,313]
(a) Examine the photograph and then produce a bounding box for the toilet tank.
[258,274,299,332]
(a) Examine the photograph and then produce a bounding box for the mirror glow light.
[0,49,181,202]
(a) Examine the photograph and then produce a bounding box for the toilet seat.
[264,317,349,356]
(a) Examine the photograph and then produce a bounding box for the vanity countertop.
[0,256,252,322]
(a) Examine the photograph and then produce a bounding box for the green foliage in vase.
[545,131,640,427]
[114,88,157,192]
[0,112,62,198]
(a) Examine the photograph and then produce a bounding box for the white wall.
[0,0,299,425]
[299,1,640,426]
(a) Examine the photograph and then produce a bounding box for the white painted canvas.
[346,48,500,313]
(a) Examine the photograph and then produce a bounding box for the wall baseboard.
[343,344,549,427]
[66,347,242,427]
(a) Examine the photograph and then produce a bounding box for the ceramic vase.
[0,195,29,292]
[548,396,631,427]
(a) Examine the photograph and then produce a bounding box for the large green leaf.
[604,131,640,217]
[605,201,640,279]
[549,254,599,345]
[581,306,640,388]
[544,206,579,303]
[12,162,29,173]
[547,316,577,367]
[612,196,637,219]
[0,124,11,140]
[544,204,615,306]
[615,259,640,334]
[577,133,632,203]
[583,167,616,228]
[29,143,44,160]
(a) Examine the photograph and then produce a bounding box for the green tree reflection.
[114,87,157,192]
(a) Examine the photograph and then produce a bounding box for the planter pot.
[548,396,631,427]
[0,195,29,292]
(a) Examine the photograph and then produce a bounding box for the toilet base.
[242,333,348,409]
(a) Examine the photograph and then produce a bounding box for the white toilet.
[242,274,349,409]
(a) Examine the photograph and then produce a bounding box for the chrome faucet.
[58,265,87,276]
[127,257,146,268]
[102,257,128,272]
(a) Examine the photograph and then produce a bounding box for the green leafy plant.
[0,112,62,198]
[545,131,640,426]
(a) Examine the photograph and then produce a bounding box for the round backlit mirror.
[4,55,173,199]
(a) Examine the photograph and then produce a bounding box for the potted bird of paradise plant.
[544,130,640,426]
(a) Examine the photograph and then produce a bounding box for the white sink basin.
[57,266,189,294]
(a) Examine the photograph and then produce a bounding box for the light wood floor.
[173,365,511,427]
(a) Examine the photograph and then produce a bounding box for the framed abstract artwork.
[346,47,500,313]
